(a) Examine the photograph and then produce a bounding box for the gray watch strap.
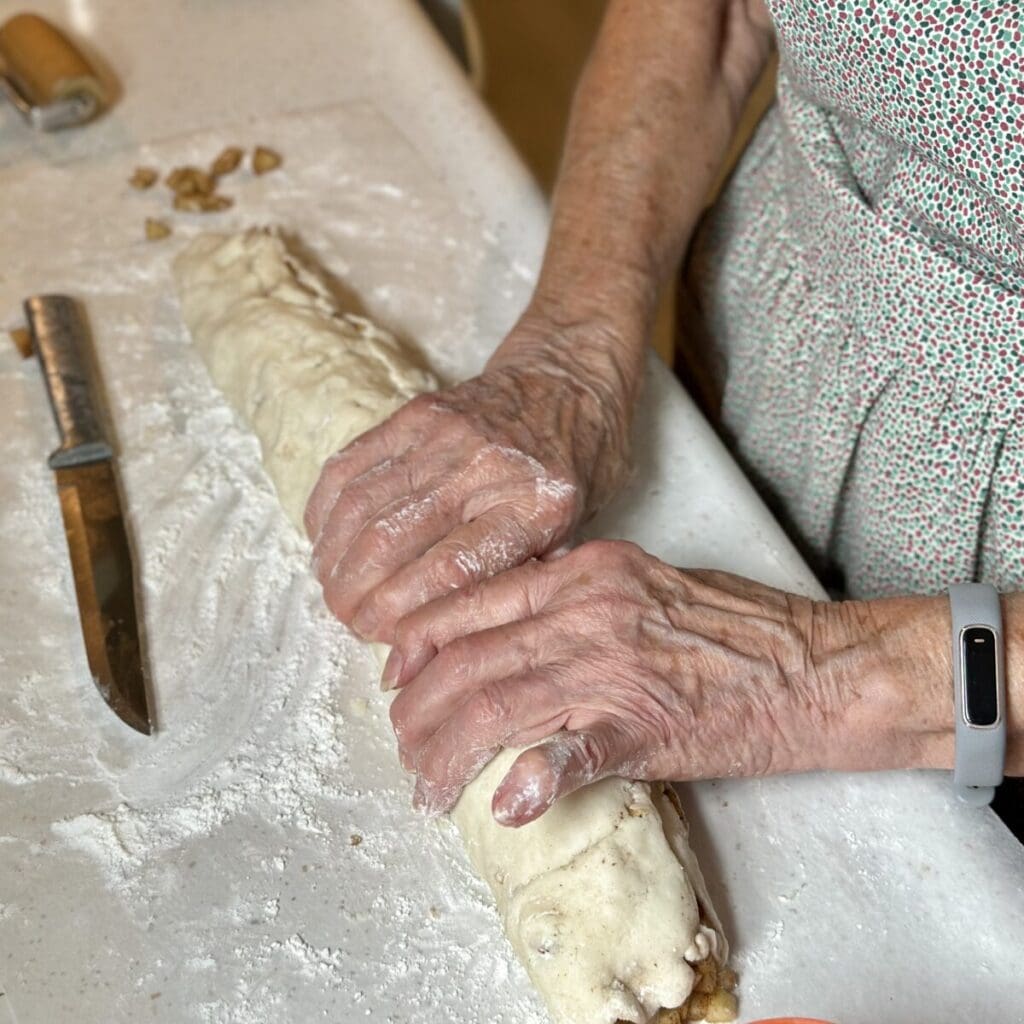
[949,583,1006,806]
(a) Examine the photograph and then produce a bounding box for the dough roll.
[173,230,737,1024]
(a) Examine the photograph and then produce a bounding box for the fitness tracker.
[949,583,1006,805]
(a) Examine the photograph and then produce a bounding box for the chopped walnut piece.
[702,990,738,1023]
[129,166,159,189]
[719,968,738,992]
[166,166,215,197]
[144,218,172,241]
[200,194,233,212]
[684,992,711,1021]
[693,959,717,995]
[211,146,244,176]
[654,1009,685,1024]
[173,193,233,213]
[252,145,282,175]
[172,194,202,213]
[349,834,363,847]
[8,327,32,358]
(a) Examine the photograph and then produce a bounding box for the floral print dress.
[690,0,1023,598]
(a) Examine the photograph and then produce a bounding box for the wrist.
[489,292,645,389]
[809,595,955,773]
[486,307,640,510]
[1000,593,1023,776]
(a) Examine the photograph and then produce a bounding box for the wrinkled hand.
[385,540,850,826]
[304,342,629,643]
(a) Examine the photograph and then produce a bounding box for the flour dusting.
[0,105,551,1024]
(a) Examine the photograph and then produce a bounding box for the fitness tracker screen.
[962,626,999,727]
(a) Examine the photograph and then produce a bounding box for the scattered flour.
[0,202,549,1023]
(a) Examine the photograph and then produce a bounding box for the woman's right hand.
[303,310,636,645]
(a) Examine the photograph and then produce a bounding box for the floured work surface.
[171,227,734,1024]
[1,103,1024,1024]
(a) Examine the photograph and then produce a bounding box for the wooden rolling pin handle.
[0,13,105,109]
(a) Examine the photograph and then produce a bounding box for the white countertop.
[1,3,1022,1023]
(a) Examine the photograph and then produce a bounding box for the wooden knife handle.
[0,13,105,108]
[24,295,113,468]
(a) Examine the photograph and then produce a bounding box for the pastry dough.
[173,229,734,1024]
[173,229,435,530]
[452,750,730,1024]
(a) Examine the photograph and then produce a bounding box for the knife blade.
[24,295,153,735]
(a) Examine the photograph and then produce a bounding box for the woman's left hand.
[384,539,948,826]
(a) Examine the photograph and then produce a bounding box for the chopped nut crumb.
[210,146,244,176]
[172,194,203,212]
[8,327,32,358]
[173,193,233,213]
[683,992,710,1021]
[693,960,717,995]
[349,834,362,846]
[702,990,738,1023]
[252,145,282,175]
[200,194,233,212]
[129,166,159,189]
[166,166,215,197]
[144,218,172,241]
[652,1009,685,1024]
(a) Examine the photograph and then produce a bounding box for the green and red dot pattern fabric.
[691,0,1023,597]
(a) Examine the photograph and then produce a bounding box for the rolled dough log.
[173,229,733,1024]
[172,229,436,528]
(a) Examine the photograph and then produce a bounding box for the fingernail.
[380,648,404,692]
[492,769,552,828]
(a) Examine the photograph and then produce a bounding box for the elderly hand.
[303,316,632,644]
[384,539,952,826]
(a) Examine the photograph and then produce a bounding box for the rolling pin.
[0,12,107,130]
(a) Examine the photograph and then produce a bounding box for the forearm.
[489,0,774,399]
[814,592,1024,777]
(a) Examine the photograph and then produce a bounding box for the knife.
[24,295,153,735]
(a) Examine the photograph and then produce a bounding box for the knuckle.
[404,392,438,417]
[432,544,482,592]
[574,539,612,566]
[610,539,643,564]
[513,559,553,614]
[480,440,515,469]
[391,615,422,654]
[360,524,396,566]
[401,394,451,434]
[585,539,640,569]
[324,576,362,625]
[431,639,472,682]
[574,730,609,776]
[367,588,402,630]
[535,475,580,517]
[469,684,510,730]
